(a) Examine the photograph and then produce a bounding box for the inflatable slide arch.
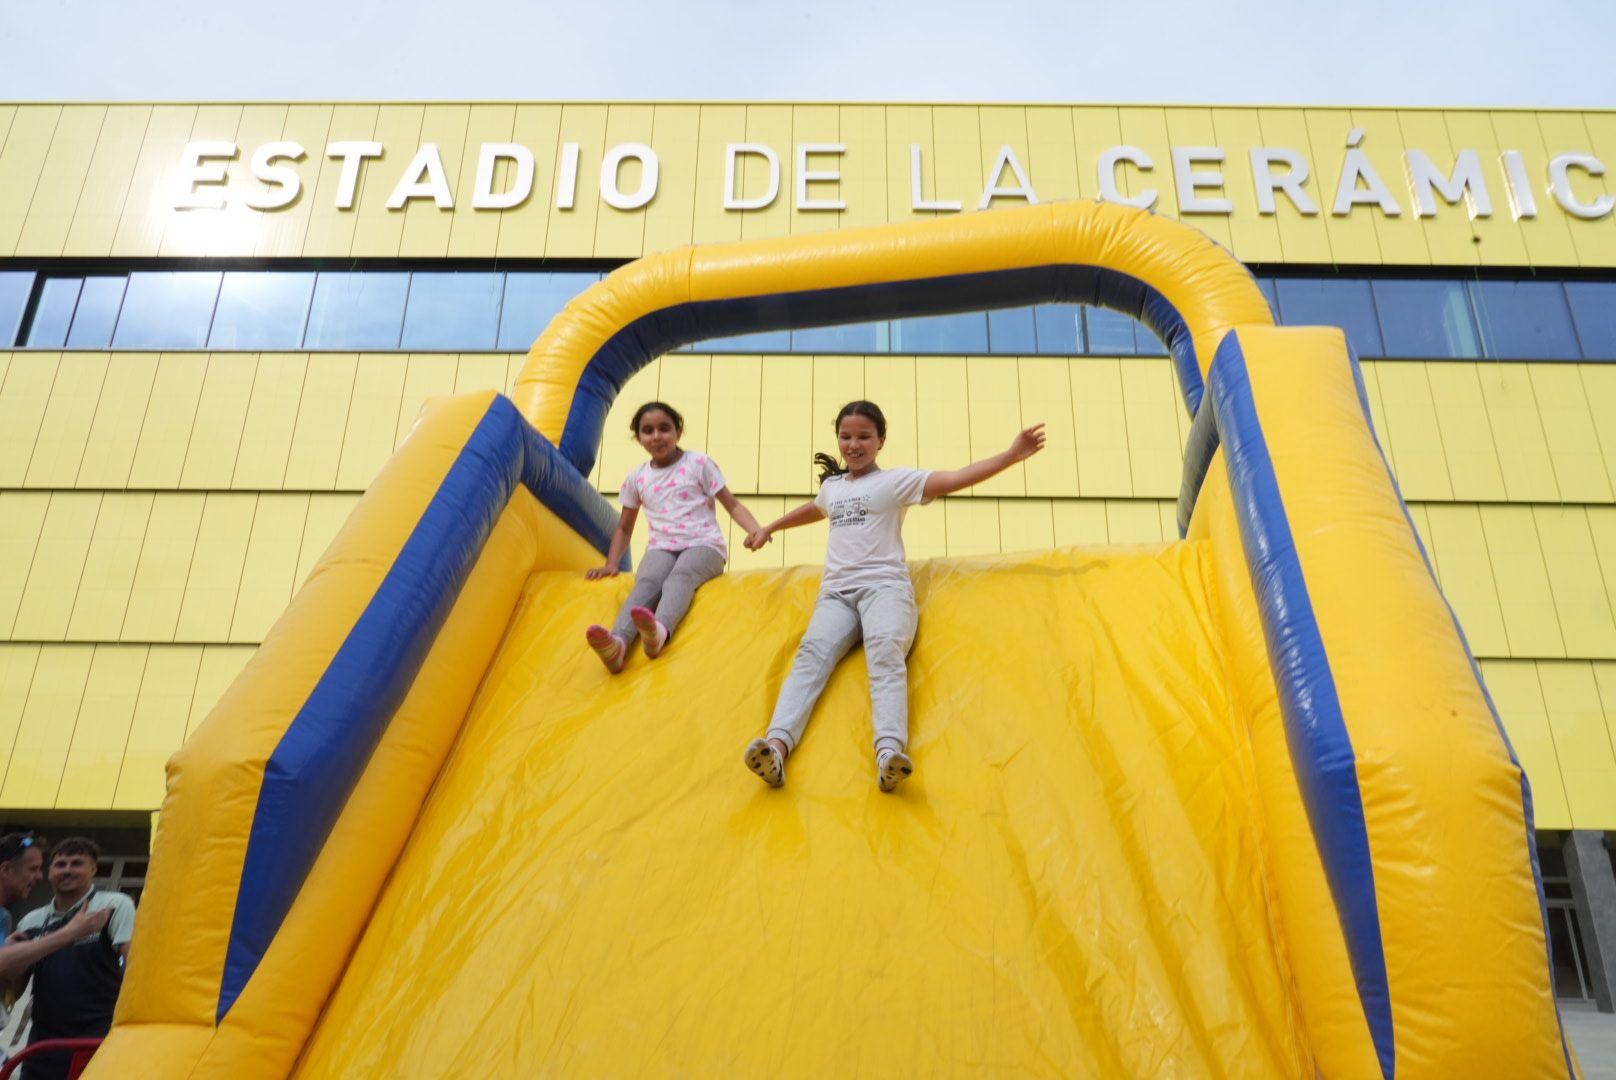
[90,201,1578,1078]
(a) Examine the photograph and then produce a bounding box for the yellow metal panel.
[1371,363,1452,500]
[301,104,375,258]
[109,105,196,257]
[207,105,283,257]
[1537,113,1616,267]
[180,353,258,489]
[739,105,793,242]
[1069,358,1132,496]
[1120,358,1180,498]
[1017,358,1078,497]
[396,104,468,258]
[593,104,655,256]
[758,354,815,495]
[294,494,360,590]
[1529,364,1613,502]
[641,105,699,253]
[657,354,713,450]
[25,352,110,488]
[1024,106,1079,205]
[1405,503,1433,555]
[885,106,935,224]
[336,354,407,490]
[780,509,830,567]
[1475,363,1560,502]
[393,354,459,450]
[966,355,1023,496]
[1480,505,1565,658]
[724,496,783,572]
[689,105,748,246]
[1357,363,1395,474]
[1051,499,1108,546]
[862,355,916,469]
[1349,110,1428,264]
[452,353,506,396]
[63,105,149,257]
[121,493,205,642]
[596,362,662,496]
[704,354,763,493]
[1585,113,1616,268]
[1105,500,1164,544]
[233,353,308,489]
[1579,510,1616,660]
[157,105,244,257]
[1162,107,1232,249]
[1594,663,1616,800]
[789,105,841,235]
[1488,112,1580,267]
[810,356,865,466]
[231,495,311,643]
[999,499,1054,554]
[1579,366,1616,490]
[1422,504,1509,657]
[443,105,514,258]
[838,106,888,231]
[1424,363,1506,501]
[1478,660,1569,828]
[1117,107,1180,224]
[944,499,999,556]
[0,645,92,807]
[1438,110,1530,267]
[12,494,100,641]
[78,351,159,487]
[128,352,208,488]
[490,105,560,258]
[1158,500,1180,540]
[545,104,609,257]
[902,498,946,560]
[915,355,971,492]
[114,644,202,810]
[67,494,154,641]
[1210,108,1284,263]
[349,105,424,258]
[185,645,255,739]
[1533,508,1616,658]
[284,353,358,489]
[0,352,58,485]
[0,645,40,784]
[174,494,257,642]
[56,645,148,809]
[0,105,60,256]
[257,104,333,258]
[0,494,49,636]
[1303,109,1381,263]
[1070,106,1123,204]
[1534,662,1616,827]
[1390,110,1479,266]
[16,105,104,256]
[976,106,1033,213]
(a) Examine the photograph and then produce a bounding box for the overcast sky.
[2,0,1612,107]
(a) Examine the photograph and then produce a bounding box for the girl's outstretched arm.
[745,499,825,550]
[587,506,638,579]
[923,423,1047,499]
[716,487,769,550]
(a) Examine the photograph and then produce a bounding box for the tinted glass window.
[65,276,127,349]
[498,272,600,350]
[210,272,315,349]
[1372,279,1480,358]
[792,321,888,353]
[1033,305,1082,354]
[0,271,33,346]
[701,328,792,352]
[1468,281,1581,360]
[113,271,221,349]
[1273,278,1385,357]
[304,272,409,349]
[891,311,987,354]
[1255,276,1279,313]
[402,272,503,350]
[987,307,1038,354]
[1133,321,1168,357]
[1084,307,1139,355]
[1565,282,1616,360]
[26,278,82,348]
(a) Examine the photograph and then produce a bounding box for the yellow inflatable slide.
[89,202,1579,1078]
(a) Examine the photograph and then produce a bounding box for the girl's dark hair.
[814,400,887,483]
[629,401,684,437]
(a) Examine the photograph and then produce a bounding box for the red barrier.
[0,1038,102,1080]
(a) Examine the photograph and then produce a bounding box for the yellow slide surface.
[294,547,1310,1077]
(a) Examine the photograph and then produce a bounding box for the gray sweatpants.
[766,584,919,756]
[611,545,726,643]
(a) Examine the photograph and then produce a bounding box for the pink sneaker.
[630,606,669,658]
[585,625,627,674]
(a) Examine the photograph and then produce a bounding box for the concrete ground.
[1565,1002,1616,1079]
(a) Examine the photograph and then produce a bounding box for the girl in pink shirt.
[585,401,768,673]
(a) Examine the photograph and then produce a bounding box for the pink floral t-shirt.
[620,451,729,559]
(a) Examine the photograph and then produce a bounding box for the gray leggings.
[611,545,726,643]
[766,584,919,756]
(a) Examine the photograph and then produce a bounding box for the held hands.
[584,565,619,580]
[743,527,773,551]
[1008,423,1047,463]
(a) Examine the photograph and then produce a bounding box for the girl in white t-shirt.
[586,401,768,673]
[741,399,1045,792]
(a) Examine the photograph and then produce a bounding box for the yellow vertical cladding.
[17,105,106,257]
[739,105,792,242]
[1347,109,1428,265]
[1585,114,1616,265]
[1580,366,1616,489]
[1024,106,1079,207]
[998,499,1054,554]
[0,352,59,485]
[1536,112,1616,266]
[445,105,515,259]
[1475,363,1559,502]
[1440,110,1531,267]
[1594,665,1616,805]
[64,105,150,258]
[975,106,1033,215]
[230,495,311,643]
[1529,364,1613,501]
[1424,363,1506,501]
[1069,358,1131,497]
[884,106,934,224]
[1253,108,1333,264]
[109,106,198,257]
[0,105,62,256]
[1069,106,1123,204]
[943,498,999,556]
[0,494,50,636]
[1534,662,1616,826]
[705,354,763,494]
[1394,110,1481,266]
[232,353,309,489]
[863,354,916,469]
[689,105,747,246]
[0,646,41,794]
[1017,358,1079,497]
[392,354,459,451]
[1533,507,1616,658]
[257,104,334,258]
[592,104,655,257]
[184,645,254,738]
[757,353,814,494]
[114,645,203,810]
[347,105,425,258]
[128,353,208,488]
[1488,111,1580,267]
[492,104,561,258]
[1051,500,1107,546]
[789,105,841,236]
[658,354,712,449]
[1162,107,1232,250]
[120,494,205,642]
[25,352,110,488]
[301,104,377,258]
[180,353,259,489]
[837,106,887,231]
[77,352,160,488]
[1118,358,1180,498]
[915,356,971,492]
[284,353,359,490]
[295,495,361,590]
[208,105,287,258]
[545,104,609,257]
[1210,108,1284,263]
[173,493,257,642]
[395,104,469,258]
[156,105,242,258]
[57,644,149,808]
[641,105,699,253]
[965,355,1024,496]
[12,493,101,641]
[1479,660,1569,828]
[1105,499,1165,544]
[1587,511,1616,657]
[67,494,156,641]
[1303,108,1381,263]
[1480,505,1565,658]
[453,354,507,396]
[1116,107,1181,223]
[0,645,93,807]
[1371,363,1452,500]
[336,354,408,490]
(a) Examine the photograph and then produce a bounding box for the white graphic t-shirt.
[620,451,729,559]
[814,467,933,593]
